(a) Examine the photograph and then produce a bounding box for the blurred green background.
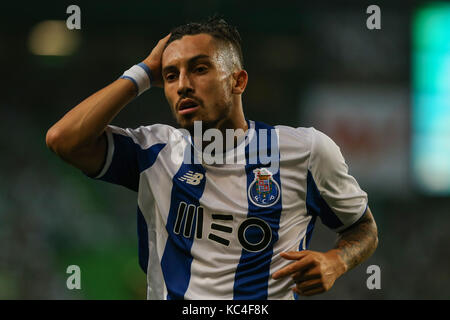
[1,0,450,299]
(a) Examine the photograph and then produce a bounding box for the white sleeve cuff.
[334,203,369,233]
[95,128,115,179]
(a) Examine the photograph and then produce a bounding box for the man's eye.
[166,74,177,81]
[195,66,207,73]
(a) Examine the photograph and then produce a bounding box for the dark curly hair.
[165,16,244,69]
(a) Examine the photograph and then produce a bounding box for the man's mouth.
[178,98,200,115]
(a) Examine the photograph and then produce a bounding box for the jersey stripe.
[137,207,149,273]
[306,170,344,229]
[100,131,166,191]
[293,216,316,300]
[98,131,166,274]
[304,215,316,249]
[160,145,206,300]
[233,121,283,299]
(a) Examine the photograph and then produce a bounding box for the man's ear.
[231,70,248,94]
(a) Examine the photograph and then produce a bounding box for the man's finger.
[296,279,322,292]
[293,285,325,297]
[279,251,310,261]
[292,270,321,283]
[272,258,314,279]
[161,33,172,43]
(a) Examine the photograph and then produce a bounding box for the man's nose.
[177,72,194,96]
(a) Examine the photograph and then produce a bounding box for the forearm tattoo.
[335,209,378,272]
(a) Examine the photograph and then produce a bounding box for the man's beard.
[175,100,232,136]
[182,117,219,138]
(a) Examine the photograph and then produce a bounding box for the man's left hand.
[272,250,347,296]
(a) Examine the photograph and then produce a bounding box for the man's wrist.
[120,63,153,96]
[325,249,348,278]
[142,60,155,70]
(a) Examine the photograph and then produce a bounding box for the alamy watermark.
[366,5,381,30]
[366,264,381,290]
[66,265,81,290]
[66,5,81,30]
[169,121,280,173]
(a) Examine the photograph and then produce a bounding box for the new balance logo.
[178,171,204,185]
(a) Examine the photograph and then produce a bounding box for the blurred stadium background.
[1,0,449,299]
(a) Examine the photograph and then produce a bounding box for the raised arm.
[45,34,170,176]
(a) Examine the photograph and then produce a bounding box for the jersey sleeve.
[88,124,168,192]
[306,128,368,233]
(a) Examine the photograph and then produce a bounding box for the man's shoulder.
[107,123,179,149]
[251,119,313,134]
[274,123,314,135]
[271,123,317,148]
[109,122,176,133]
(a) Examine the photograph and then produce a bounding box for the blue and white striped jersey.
[92,119,368,300]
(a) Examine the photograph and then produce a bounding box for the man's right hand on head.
[142,33,171,88]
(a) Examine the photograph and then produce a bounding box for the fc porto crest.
[248,168,280,207]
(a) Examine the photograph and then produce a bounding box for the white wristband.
[120,62,153,96]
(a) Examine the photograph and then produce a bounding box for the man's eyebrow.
[188,54,210,62]
[162,54,211,74]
